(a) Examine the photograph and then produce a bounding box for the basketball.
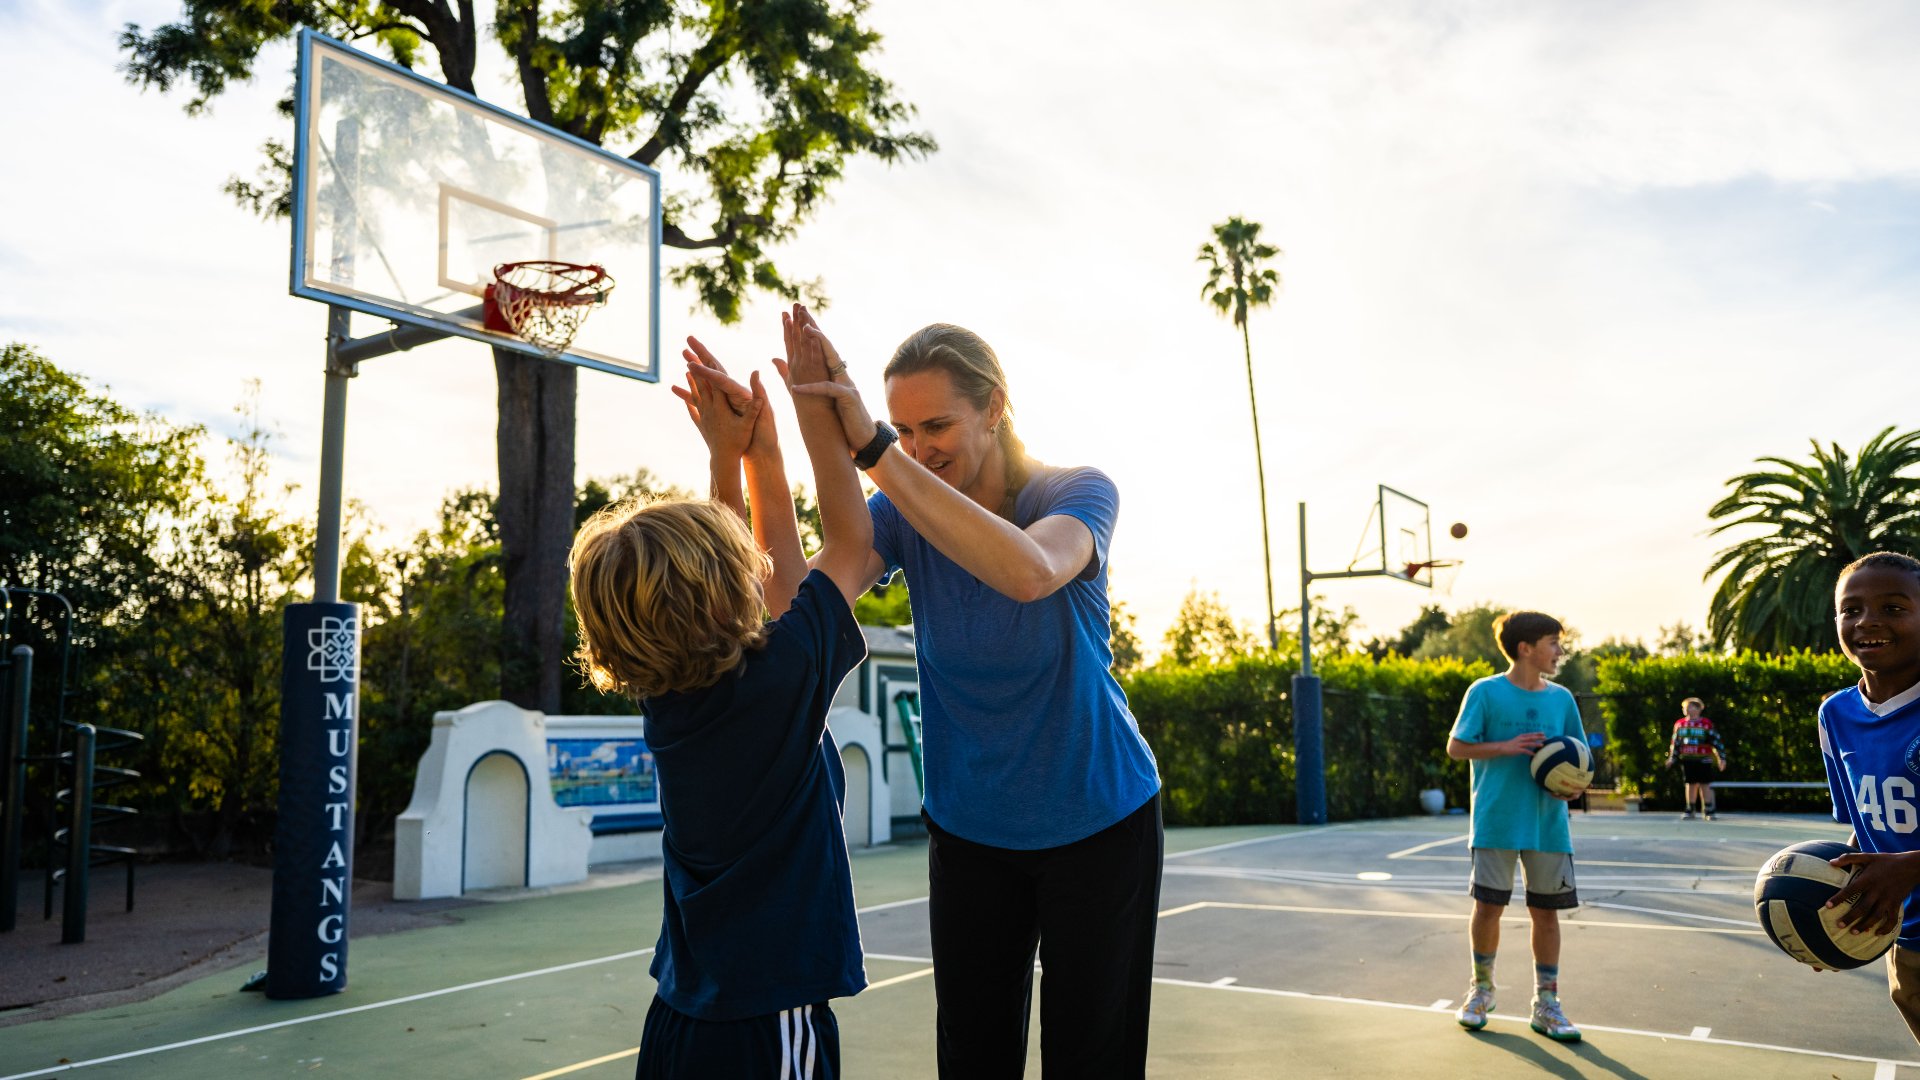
[1754,840,1898,969]
[1449,522,1468,539]
[1529,735,1592,797]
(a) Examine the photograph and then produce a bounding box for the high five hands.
[676,305,879,458]
[671,336,775,460]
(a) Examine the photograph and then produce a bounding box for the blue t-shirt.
[641,570,869,1020]
[1819,685,1920,948]
[868,462,1160,850]
[1448,674,1584,854]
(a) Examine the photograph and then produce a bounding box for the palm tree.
[1706,426,1920,652]
[1199,217,1283,649]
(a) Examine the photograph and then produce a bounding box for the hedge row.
[1123,653,1492,826]
[1124,649,1863,826]
[1594,651,1856,811]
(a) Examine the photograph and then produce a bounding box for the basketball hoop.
[483,260,615,359]
[1402,559,1463,594]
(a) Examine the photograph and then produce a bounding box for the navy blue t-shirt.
[641,570,869,1020]
[868,462,1160,850]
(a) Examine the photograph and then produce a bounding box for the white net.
[491,261,616,359]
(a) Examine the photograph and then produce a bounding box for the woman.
[704,307,1163,1078]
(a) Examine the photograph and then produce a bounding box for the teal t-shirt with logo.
[1449,674,1585,853]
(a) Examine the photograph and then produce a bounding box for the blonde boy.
[570,307,871,1079]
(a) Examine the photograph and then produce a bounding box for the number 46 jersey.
[1819,683,1920,948]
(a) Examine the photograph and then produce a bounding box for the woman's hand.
[777,305,877,453]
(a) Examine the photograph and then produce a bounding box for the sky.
[3,0,1919,657]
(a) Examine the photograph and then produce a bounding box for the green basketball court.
[2,814,1910,1079]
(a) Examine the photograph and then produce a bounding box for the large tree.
[1198,217,1282,650]
[1706,426,1920,653]
[121,1,935,709]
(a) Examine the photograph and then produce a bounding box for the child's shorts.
[1890,945,1920,1045]
[636,994,839,1079]
[1469,848,1579,909]
[1679,759,1717,784]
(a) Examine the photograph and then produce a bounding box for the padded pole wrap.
[1292,674,1327,826]
[267,602,360,999]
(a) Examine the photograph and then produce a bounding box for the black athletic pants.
[926,791,1163,1079]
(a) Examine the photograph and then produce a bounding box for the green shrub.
[1595,651,1854,811]
[1125,652,1492,825]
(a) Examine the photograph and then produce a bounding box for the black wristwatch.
[853,421,897,470]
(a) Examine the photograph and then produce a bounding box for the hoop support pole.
[314,307,355,604]
[332,304,482,367]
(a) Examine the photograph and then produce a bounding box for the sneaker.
[1682,810,1695,819]
[1703,811,1716,821]
[1456,984,1495,1030]
[1530,998,1581,1042]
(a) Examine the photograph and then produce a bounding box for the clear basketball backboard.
[1346,485,1436,587]
[291,30,660,381]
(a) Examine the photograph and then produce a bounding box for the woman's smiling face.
[885,368,1004,495]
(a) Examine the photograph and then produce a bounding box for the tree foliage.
[1161,589,1258,668]
[1706,427,1920,653]
[0,343,204,637]
[1411,602,1508,670]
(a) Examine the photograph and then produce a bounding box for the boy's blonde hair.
[569,497,771,700]
[1681,697,1705,712]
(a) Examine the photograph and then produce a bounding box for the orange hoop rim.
[492,260,614,306]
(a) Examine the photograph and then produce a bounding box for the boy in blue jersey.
[569,311,872,1079]
[1445,611,1588,1042]
[1817,551,1920,1043]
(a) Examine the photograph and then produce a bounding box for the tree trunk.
[494,348,576,712]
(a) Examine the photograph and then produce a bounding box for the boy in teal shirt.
[1445,611,1588,1042]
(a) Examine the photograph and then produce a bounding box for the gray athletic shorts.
[1469,848,1579,909]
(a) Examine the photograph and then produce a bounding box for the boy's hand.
[1664,756,1676,768]
[1827,850,1920,937]
[777,305,876,452]
[677,337,777,459]
[1503,732,1547,757]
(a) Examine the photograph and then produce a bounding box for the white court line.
[856,895,931,914]
[513,963,937,1080]
[1385,833,1469,859]
[521,1047,639,1080]
[1393,853,1756,872]
[1151,977,1920,1071]
[1157,900,1763,936]
[864,952,937,964]
[0,891,943,1080]
[1211,976,1239,987]
[1166,824,1353,861]
[866,967,936,991]
[1428,998,1452,1010]
[1584,901,1758,928]
[1877,1061,1898,1080]
[1692,1026,1712,1038]
[0,947,656,1080]
[1166,864,1754,901]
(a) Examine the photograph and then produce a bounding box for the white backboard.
[291,30,660,381]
